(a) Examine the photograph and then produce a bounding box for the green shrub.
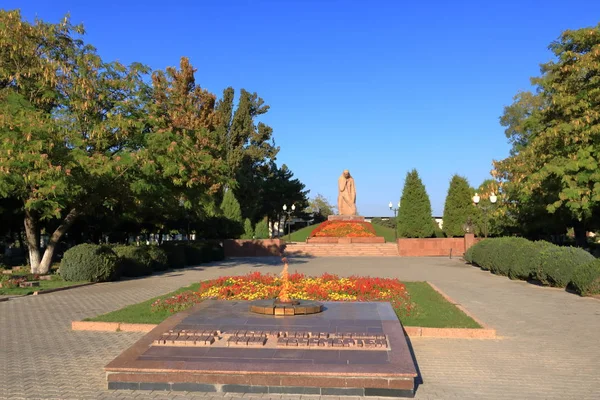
[113,246,154,277]
[183,241,225,265]
[537,246,594,287]
[570,259,600,296]
[60,244,120,282]
[397,169,436,238]
[145,246,169,271]
[254,219,270,239]
[464,245,475,263]
[468,239,495,270]
[241,218,254,239]
[161,242,186,268]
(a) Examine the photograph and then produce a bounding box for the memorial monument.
[338,169,357,215]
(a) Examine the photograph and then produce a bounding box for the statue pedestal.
[327,215,365,222]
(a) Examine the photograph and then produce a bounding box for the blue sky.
[6,1,600,216]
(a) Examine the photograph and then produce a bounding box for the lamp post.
[282,204,296,242]
[389,201,400,241]
[472,192,497,238]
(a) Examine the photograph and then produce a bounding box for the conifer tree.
[443,175,476,237]
[397,170,435,238]
[254,219,270,239]
[242,218,254,239]
[221,189,242,222]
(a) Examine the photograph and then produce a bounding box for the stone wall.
[396,234,479,257]
[223,239,285,257]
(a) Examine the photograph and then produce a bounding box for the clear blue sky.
[6,1,600,216]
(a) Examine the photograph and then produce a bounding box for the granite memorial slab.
[105,300,418,397]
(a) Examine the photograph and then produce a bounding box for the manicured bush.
[467,239,495,270]
[113,246,154,277]
[145,246,169,271]
[161,242,186,269]
[60,244,120,282]
[570,259,600,296]
[506,240,551,280]
[536,246,594,287]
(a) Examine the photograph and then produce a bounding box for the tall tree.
[221,189,242,223]
[494,23,600,245]
[215,88,279,221]
[0,10,150,273]
[442,175,476,237]
[307,194,336,222]
[397,170,435,238]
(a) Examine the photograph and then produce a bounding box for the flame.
[278,257,291,302]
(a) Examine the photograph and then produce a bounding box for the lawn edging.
[71,282,498,339]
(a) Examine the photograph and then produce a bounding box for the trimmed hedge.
[145,246,169,271]
[536,245,594,287]
[570,259,600,296]
[466,237,595,293]
[113,246,154,277]
[60,244,120,282]
[160,241,224,268]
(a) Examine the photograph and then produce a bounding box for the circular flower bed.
[151,272,414,316]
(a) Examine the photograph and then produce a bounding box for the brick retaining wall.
[397,234,479,257]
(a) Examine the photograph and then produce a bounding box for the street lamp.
[472,192,497,238]
[282,204,296,242]
[389,201,400,241]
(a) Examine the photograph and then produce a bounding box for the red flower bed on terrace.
[309,220,377,238]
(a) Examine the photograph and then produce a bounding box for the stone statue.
[337,170,357,215]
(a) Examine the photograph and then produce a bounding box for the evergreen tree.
[241,218,254,239]
[254,219,270,239]
[397,170,435,238]
[220,189,242,222]
[443,175,476,237]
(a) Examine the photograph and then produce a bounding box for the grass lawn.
[86,281,480,328]
[0,279,89,296]
[286,224,320,242]
[371,223,396,242]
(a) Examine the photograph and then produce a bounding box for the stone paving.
[1,256,599,399]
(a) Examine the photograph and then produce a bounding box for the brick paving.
[1,257,599,399]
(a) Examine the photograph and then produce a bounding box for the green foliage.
[570,259,600,296]
[160,242,186,269]
[443,175,476,237]
[397,170,435,238]
[195,215,243,239]
[308,194,336,221]
[467,237,594,289]
[254,219,270,239]
[536,246,594,288]
[144,246,169,272]
[113,246,154,277]
[60,244,120,282]
[494,23,600,244]
[241,218,254,239]
[371,217,396,230]
[221,189,242,223]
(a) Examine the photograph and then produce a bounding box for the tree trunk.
[24,209,42,273]
[573,220,588,248]
[37,209,79,274]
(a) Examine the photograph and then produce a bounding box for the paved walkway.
[1,257,599,400]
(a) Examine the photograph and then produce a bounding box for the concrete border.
[72,282,497,339]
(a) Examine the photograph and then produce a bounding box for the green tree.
[254,219,270,239]
[397,170,435,238]
[221,189,242,222]
[0,10,150,273]
[443,175,476,237]
[307,194,336,222]
[494,23,600,246]
[241,218,254,239]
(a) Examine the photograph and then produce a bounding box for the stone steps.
[285,243,399,257]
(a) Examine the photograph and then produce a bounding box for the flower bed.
[309,221,377,238]
[151,272,414,316]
